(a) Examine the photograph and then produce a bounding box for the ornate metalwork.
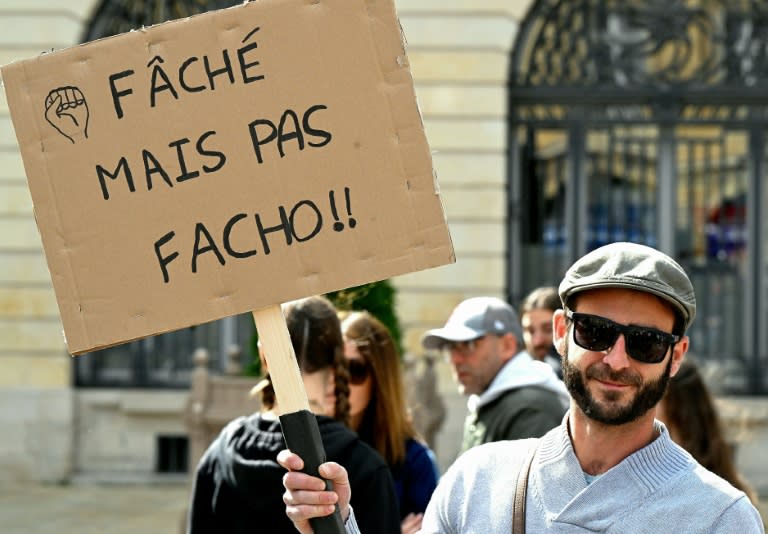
[515,102,768,125]
[511,0,768,93]
[508,1,768,394]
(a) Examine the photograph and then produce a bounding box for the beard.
[531,343,551,359]
[561,347,673,425]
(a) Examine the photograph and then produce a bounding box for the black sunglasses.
[347,359,370,385]
[566,309,679,364]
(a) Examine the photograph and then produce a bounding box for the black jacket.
[188,413,400,534]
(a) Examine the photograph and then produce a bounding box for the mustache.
[585,363,642,387]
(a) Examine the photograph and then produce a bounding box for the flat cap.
[558,242,696,331]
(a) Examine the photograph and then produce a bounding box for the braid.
[283,295,349,423]
[333,356,351,426]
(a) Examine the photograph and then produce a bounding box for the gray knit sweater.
[345,415,764,533]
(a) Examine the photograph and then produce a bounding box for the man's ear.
[500,333,519,361]
[669,336,689,377]
[552,309,568,356]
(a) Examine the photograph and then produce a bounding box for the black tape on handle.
[280,410,345,534]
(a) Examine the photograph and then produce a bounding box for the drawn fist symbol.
[44,86,89,143]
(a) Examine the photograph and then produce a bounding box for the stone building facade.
[2,0,768,494]
[0,0,521,481]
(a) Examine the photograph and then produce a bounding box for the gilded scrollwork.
[513,0,768,90]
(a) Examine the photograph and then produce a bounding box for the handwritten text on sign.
[2,0,454,354]
[70,27,355,284]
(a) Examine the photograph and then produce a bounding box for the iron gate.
[508,0,768,394]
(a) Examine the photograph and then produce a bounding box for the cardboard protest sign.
[1,0,454,355]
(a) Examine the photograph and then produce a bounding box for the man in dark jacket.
[422,296,569,452]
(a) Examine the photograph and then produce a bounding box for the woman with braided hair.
[188,296,399,534]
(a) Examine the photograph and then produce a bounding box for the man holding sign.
[277,243,764,533]
[2,1,453,534]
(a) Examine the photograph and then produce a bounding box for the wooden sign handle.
[252,305,345,534]
[253,305,309,413]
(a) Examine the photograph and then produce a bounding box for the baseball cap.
[421,297,523,350]
[558,242,696,331]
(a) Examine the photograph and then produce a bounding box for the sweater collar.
[534,414,693,530]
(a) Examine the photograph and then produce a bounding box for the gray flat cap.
[558,242,696,331]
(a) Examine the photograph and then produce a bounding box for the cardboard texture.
[1,0,454,355]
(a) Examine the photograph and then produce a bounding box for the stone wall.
[0,388,73,482]
[0,0,97,483]
[73,390,189,482]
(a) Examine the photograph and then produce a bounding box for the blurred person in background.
[341,310,439,534]
[520,286,563,378]
[421,296,569,452]
[656,358,758,504]
[187,296,399,534]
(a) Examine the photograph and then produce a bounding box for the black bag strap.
[512,441,538,534]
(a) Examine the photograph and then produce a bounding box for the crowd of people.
[186,242,764,533]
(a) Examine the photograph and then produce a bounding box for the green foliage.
[327,280,403,355]
[242,280,402,376]
[244,328,262,377]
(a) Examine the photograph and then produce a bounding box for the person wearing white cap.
[276,243,764,534]
[420,296,568,452]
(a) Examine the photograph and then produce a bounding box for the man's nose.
[602,333,631,370]
[449,350,466,364]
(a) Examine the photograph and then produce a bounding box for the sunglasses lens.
[626,329,670,363]
[348,359,369,385]
[573,315,616,352]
